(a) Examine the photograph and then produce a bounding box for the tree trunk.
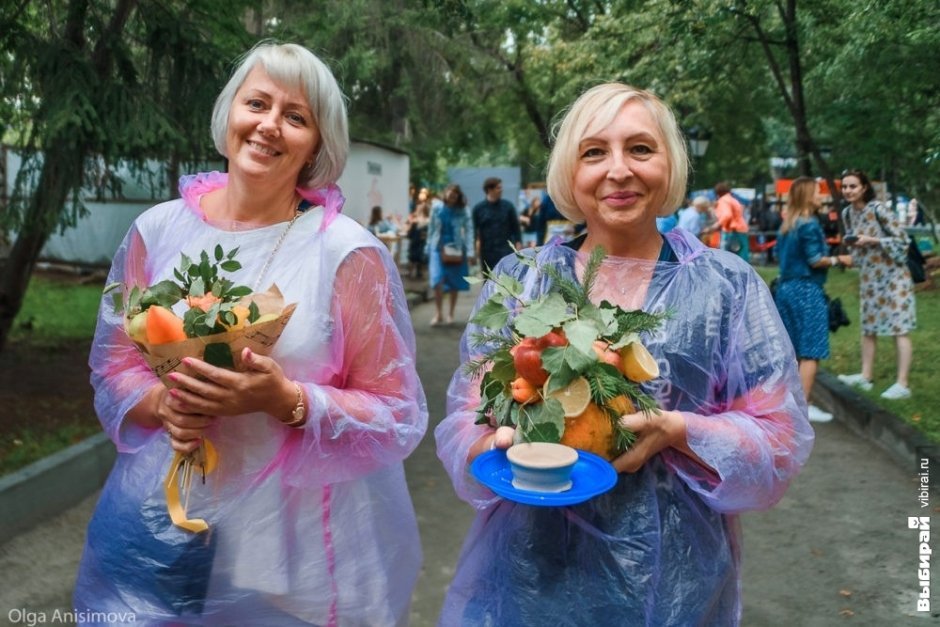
[0,0,137,352]
[0,151,85,350]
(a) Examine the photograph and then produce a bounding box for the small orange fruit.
[560,402,616,460]
[607,394,635,416]
[511,377,540,404]
[146,305,186,344]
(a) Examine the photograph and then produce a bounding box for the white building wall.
[336,141,411,226]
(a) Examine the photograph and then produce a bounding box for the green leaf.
[471,299,511,330]
[540,347,577,391]
[513,292,571,337]
[490,349,517,383]
[520,399,564,443]
[214,244,224,261]
[491,274,523,300]
[220,260,241,272]
[109,291,124,314]
[203,342,235,369]
[189,276,206,297]
[565,343,599,373]
[563,318,602,357]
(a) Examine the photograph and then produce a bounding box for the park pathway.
[0,282,933,625]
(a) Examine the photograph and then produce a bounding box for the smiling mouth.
[248,141,281,157]
[604,191,639,204]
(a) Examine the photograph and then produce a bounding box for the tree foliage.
[1,0,937,353]
[0,0,254,350]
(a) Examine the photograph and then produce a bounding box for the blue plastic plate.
[471,448,618,507]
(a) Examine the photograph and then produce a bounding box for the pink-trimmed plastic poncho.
[74,172,427,626]
[435,229,814,625]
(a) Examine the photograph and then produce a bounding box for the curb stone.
[0,432,115,541]
[813,370,940,471]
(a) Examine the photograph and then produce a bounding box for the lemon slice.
[543,376,591,418]
[620,341,659,382]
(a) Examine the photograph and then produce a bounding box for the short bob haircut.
[211,42,348,190]
[546,83,688,222]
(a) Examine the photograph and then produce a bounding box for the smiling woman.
[74,42,427,624]
[435,83,814,626]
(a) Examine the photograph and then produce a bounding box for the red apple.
[536,329,568,349]
[512,337,549,386]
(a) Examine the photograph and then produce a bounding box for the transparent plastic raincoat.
[435,229,814,625]
[74,173,428,626]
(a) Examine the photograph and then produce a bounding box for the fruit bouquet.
[465,247,667,461]
[104,245,296,532]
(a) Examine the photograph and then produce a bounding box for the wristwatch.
[282,382,306,427]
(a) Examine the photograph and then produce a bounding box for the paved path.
[0,284,935,625]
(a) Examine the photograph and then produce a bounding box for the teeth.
[249,141,278,156]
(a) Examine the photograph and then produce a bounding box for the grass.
[755,265,939,443]
[10,273,103,344]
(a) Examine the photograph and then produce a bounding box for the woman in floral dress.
[837,169,916,400]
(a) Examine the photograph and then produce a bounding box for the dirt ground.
[0,338,99,464]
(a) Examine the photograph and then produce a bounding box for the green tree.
[0,0,253,351]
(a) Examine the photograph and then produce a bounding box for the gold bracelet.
[281,382,306,427]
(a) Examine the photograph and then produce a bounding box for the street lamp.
[687,126,711,159]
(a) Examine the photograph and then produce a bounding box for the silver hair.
[546,83,689,221]
[210,42,349,189]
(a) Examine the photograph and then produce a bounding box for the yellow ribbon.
[164,439,218,533]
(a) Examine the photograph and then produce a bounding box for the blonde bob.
[211,42,349,189]
[546,83,689,221]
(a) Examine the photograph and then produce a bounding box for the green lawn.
[755,265,939,443]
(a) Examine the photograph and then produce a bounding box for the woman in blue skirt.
[774,176,851,422]
[427,183,475,325]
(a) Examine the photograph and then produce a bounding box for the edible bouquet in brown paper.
[465,247,668,461]
[104,245,296,533]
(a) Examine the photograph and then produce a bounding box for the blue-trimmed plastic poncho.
[74,172,428,625]
[434,228,814,625]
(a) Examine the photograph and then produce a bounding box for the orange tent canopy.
[774,178,841,197]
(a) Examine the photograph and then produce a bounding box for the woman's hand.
[158,386,217,454]
[467,425,515,463]
[166,347,297,425]
[613,409,702,473]
[852,234,880,248]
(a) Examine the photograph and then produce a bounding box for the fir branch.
[467,330,515,351]
[461,356,493,380]
[540,262,590,310]
[580,245,606,301]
